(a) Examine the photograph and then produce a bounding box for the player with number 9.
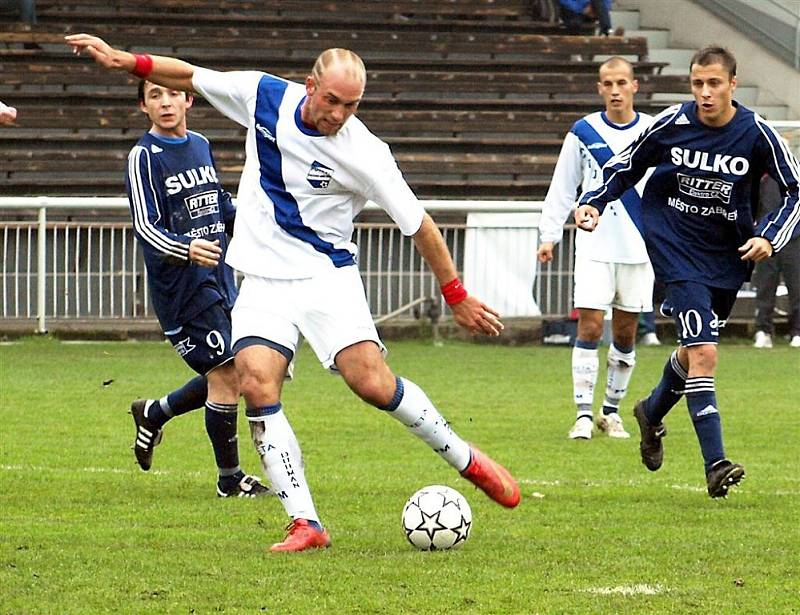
[124,79,269,498]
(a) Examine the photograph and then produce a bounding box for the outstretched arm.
[0,100,16,125]
[412,213,503,336]
[65,33,196,93]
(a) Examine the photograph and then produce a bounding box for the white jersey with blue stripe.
[539,111,653,263]
[192,67,425,279]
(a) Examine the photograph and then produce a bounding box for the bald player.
[66,35,520,552]
[538,57,655,442]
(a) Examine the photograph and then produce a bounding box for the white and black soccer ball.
[401,485,472,551]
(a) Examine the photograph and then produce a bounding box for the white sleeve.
[539,131,584,244]
[356,137,425,236]
[192,67,263,127]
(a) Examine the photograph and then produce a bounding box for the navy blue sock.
[166,375,208,416]
[205,401,241,479]
[143,400,169,429]
[645,350,687,425]
[306,519,324,532]
[685,377,725,472]
[146,376,208,429]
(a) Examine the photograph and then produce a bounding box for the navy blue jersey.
[580,101,800,289]
[125,131,237,331]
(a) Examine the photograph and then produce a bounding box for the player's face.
[690,63,737,127]
[303,66,363,136]
[597,65,638,119]
[139,83,192,137]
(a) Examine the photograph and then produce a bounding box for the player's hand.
[450,296,503,337]
[64,33,133,72]
[574,205,599,232]
[0,101,16,126]
[537,242,554,263]
[738,236,773,263]
[188,238,222,267]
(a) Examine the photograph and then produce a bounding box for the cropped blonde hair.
[311,48,366,86]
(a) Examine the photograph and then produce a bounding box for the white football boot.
[568,417,593,440]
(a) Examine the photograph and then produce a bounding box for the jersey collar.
[294,97,324,137]
[600,111,640,131]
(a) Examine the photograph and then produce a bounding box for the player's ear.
[305,75,316,97]
[631,78,639,95]
[729,75,737,93]
[185,93,194,110]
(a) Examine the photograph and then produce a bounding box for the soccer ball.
[401,485,472,550]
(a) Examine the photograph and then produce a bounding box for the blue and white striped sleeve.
[579,104,681,213]
[753,118,800,252]
[126,146,191,261]
[539,130,583,244]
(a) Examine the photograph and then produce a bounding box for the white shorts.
[573,258,654,312]
[231,266,386,370]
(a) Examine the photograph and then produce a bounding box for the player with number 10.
[576,46,800,498]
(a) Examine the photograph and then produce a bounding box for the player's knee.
[686,344,717,372]
[349,370,396,407]
[206,362,239,402]
[237,367,281,406]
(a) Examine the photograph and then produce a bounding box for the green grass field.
[1,336,798,614]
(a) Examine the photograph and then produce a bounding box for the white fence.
[0,197,578,333]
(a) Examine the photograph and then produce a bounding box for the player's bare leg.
[237,344,329,551]
[336,341,520,508]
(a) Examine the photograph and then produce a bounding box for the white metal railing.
[0,197,578,332]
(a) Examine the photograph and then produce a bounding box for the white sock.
[572,345,599,412]
[247,404,319,524]
[382,377,471,471]
[605,344,636,411]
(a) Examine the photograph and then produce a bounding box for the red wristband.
[132,53,153,79]
[441,278,468,306]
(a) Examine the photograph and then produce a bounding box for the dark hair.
[690,46,737,78]
[137,80,191,103]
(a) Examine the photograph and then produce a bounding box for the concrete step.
[610,9,641,31]
[647,48,695,72]
[649,93,689,105]
[751,105,789,120]
[626,28,670,49]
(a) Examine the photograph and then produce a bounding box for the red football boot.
[460,446,521,508]
[269,519,331,553]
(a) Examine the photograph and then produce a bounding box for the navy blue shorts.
[165,302,234,375]
[664,281,738,346]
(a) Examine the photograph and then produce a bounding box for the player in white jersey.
[67,34,521,552]
[537,57,655,441]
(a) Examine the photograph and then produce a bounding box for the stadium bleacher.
[0,0,687,199]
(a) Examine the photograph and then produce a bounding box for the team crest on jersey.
[184,190,220,218]
[307,160,334,189]
[173,337,196,357]
[677,174,733,204]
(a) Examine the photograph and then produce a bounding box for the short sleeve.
[359,140,425,236]
[192,67,263,127]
